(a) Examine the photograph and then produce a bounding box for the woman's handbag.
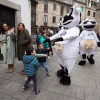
[84,39,94,50]
[53,43,64,54]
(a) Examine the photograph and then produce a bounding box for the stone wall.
[36,0,72,28]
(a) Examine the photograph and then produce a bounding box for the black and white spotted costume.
[44,4,81,85]
[78,19,100,66]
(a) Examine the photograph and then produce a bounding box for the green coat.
[17,29,31,61]
[39,35,49,49]
[0,31,16,64]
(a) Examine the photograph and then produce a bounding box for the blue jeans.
[24,75,37,92]
[40,62,48,72]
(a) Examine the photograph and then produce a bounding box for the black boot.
[60,75,71,85]
[78,54,86,66]
[59,68,71,85]
[57,64,64,77]
[87,55,95,64]
[57,69,64,77]
[78,60,86,66]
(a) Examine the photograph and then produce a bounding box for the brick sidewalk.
[0,48,100,100]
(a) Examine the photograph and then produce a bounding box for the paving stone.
[72,76,96,89]
[1,82,32,100]
[0,92,13,100]
[0,71,14,80]
[0,49,100,100]
[26,89,63,100]
[0,80,11,91]
[63,96,82,100]
[0,77,5,84]
[95,79,100,89]
[52,74,60,82]
[64,84,85,100]
[84,88,100,100]
[9,72,26,84]
[38,78,52,90]
[11,98,19,100]
[47,80,67,94]
[0,64,8,73]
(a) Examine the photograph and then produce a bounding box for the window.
[93,12,95,17]
[44,2,48,13]
[0,5,15,28]
[44,15,48,26]
[87,11,90,16]
[60,17,62,21]
[52,16,56,23]
[91,1,93,7]
[60,6,64,16]
[80,6,83,12]
[94,2,96,8]
[53,4,56,10]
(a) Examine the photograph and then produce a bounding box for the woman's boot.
[9,64,14,73]
[7,64,10,72]
[21,69,25,75]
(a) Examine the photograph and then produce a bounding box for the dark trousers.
[24,75,37,92]
[47,42,53,56]
[49,42,53,52]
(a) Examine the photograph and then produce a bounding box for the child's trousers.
[40,62,48,72]
[24,75,37,92]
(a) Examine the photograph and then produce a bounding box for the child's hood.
[23,55,35,64]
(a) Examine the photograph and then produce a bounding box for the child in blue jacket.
[22,46,40,95]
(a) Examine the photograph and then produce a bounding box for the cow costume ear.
[72,4,80,15]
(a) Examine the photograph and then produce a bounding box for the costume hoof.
[78,60,86,66]
[57,69,64,77]
[60,76,71,86]
[87,56,95,64]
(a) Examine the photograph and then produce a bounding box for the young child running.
[22,46,40,95]
[36,43,50,77]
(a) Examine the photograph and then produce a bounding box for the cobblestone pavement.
[0,48,100,100]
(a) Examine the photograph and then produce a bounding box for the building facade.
[96,1,100,32]
[85,0,97,20]
[0,0,38,34]
[36,0,73,29]
[96,1,100,23]
[36,0,98,30]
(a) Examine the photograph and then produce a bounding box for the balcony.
[56,0,73,5]
[73,0,86,4]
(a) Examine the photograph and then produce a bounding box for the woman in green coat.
[0,23,16,73]
[39,31,49,49]
[17,23,31,75]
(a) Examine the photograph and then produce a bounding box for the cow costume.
[78,19,100,66]
[44,4,81,85]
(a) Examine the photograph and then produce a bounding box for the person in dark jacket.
[17,23,31,75]
[36,43,50,77]
[22,46,40,95]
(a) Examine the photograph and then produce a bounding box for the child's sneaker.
[51,52,53,56]
[22,86,29,91]
[33,90,40,95]
[47,72,51,77]
[48,56,50,59]
[30,80,33,84]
